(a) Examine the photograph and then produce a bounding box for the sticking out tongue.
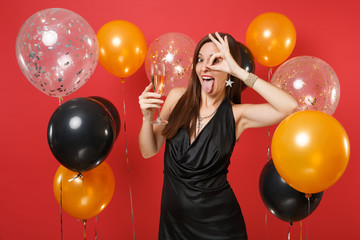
[203,79,215,93]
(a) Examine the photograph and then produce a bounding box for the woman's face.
[195,42,228,96]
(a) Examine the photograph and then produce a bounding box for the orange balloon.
[97,20,147,78]
[246,12,296,67]
[53,162,115,219]
[271,111,350,194]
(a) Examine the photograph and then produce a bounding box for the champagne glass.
[151,62,168,125]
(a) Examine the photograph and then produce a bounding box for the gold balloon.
[53,162,115,219]
[271,110,350,194]
[97,20,147,78]
[246,12,296,67]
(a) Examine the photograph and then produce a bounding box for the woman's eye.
[197,58,203,63]
[213,58,219,64]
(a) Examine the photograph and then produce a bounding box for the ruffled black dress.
[159,97,247,240]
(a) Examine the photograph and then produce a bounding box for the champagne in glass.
[151,62,168,125]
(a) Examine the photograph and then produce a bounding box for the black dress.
[159,97,247,240]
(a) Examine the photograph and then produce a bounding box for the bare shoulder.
[166,87,186,104]
[232,103,253,139]
[162,87,186,115]
[168,87,186,97]
[232,103,252,123]
[232,103,244,119]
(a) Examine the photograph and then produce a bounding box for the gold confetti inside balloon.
[271,56,340,115]
[16,8,99,98]
[145,33,195,95]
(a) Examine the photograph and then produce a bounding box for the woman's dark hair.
[162,33,242,139]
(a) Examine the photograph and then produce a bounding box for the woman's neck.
[200,92,225,109]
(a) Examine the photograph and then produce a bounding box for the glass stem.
[156,106,160,121]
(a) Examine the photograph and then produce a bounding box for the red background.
[1,0,359,239]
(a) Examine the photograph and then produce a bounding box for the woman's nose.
[201,60,210,71]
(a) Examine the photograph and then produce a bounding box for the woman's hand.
[208,32,240,76]
[138,83,163,122]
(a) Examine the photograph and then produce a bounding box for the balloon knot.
[68,172,83,182]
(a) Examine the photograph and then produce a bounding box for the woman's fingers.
[139,91,161,100]
[142,82,154,94]
[139,95,163,109]
[139,83,163,110]
[208,33,240,75]
[139,83,165,121]
[209,33,223,50]
[139,97,163,106]
[207,53,222,69]
[139,83,161,99]
[215,32,225,45]
[224,35,229,48]
[209,32,227,49]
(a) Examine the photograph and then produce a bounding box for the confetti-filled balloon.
[271,56,340,115]
[15,8,99,98]
[145,33,195,95]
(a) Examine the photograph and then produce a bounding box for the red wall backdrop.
[1,0,359,239]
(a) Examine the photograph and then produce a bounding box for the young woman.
[138,32,298,239]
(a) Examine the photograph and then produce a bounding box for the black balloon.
[88,96,120,139]
[47,97,115,172]
[237,42,255,91]
[259,160,323,223]
[238,42,255,73]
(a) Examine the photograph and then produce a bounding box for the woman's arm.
[138,84,184,158]
[233,73,298,130]
[208,32,298,136]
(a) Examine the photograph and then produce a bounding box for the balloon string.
[121,80,136,240]
[95,216,98,240]
[264,212,268,239]
[266,67,273,162]
[267,127,270,161]
[121,80,129,171]
[288,221,293,240]
[58,97,63,106]
[68,172,83,182]
[60,176,63,240]
[83,219,87,240]
[300,220,303,240]
[306,195,311,217]
[129,185,135,239]
[264,67,273,238]
[268,68,273,82]
[306,196,311,240]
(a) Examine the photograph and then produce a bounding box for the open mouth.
[202,76,214,81]
[202,76,215,93]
